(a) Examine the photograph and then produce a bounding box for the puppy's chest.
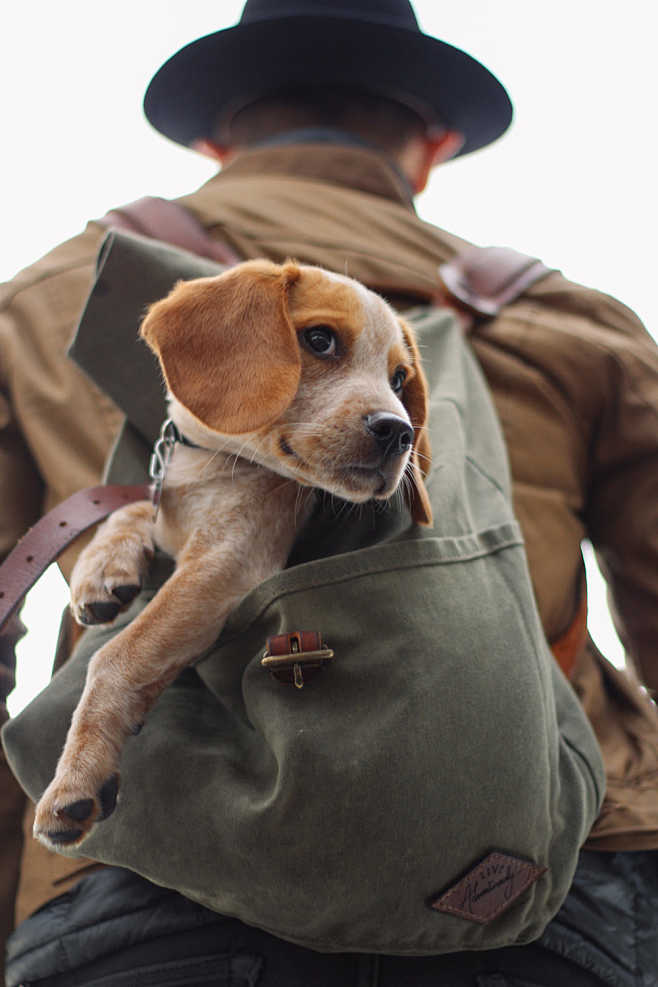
[155,468,311,566]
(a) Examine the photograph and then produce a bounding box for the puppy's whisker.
[230,450,245,481]
[403,463,426,507]
[198,449,223,479]
[226,437,251,462]
[227,437,261,479]
[269,476,296,497]
[293,484,309,527]
[395,476,410,512]
[329,491,350,522]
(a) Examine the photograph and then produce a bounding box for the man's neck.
[253,127,374,151]
[218,135,417,208]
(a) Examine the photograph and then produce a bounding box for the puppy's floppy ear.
[399,319,433,526]
[140,259,302,434]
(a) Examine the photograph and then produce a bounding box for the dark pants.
[6,851,657,987]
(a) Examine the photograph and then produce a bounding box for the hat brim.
[144,16,513,158]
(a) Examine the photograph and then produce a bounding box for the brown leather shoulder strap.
[101,200,549,321]
[0,485,150,631]
[439,245,552,318]
[98,196,240,267]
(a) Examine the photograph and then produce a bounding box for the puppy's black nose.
[365,413,414,457]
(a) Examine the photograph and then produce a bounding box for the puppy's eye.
[391,367,407,394]
[303,325,337,356]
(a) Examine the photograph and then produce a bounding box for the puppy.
[33,259,432,849]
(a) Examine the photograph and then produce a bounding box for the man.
[1,1,657,984]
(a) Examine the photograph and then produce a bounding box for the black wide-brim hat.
[144,0,513,158]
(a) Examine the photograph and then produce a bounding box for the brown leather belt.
[0,484,150,630]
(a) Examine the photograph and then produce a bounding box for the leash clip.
[149,418,180,521]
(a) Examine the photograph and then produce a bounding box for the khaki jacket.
[1,144,657,955]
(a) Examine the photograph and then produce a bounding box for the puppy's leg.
[70,500,155,625]
[33,549,260,850]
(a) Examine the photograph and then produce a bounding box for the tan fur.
[33,262,432,849]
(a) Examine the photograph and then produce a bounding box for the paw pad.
[35,773,121,849]
[60,798,95,822]
[78,601,121,625]
[98,774,119,820]
[45,827,85,846]
[112,584,141,605]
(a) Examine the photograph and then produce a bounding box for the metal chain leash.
[148,418,181,521]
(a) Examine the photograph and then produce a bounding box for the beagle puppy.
[33,259,432,849]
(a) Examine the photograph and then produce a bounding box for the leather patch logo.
[430,851,546,924]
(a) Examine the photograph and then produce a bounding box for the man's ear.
[401,130,465,194]
[191,139,235,165]
[398,319,433,526]
[140,260,302,434]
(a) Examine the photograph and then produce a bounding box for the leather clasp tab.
[262,631,334,689]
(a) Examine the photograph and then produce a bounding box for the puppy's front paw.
[33,774,119,850]
[70,544,146,625]
[70,500,155,626]
[70,544,150,626]
[74,585,142,626]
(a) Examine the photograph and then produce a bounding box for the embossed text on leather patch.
[430,851,546,924]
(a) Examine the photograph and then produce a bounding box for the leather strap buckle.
[261,631,334,689]
[438,246,552,320]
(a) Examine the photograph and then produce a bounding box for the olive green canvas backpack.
[2,229,604,955]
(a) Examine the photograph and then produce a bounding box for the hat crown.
[144,0,512,157]
[240,0,419,30]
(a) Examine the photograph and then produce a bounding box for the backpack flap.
[69,230,226,446]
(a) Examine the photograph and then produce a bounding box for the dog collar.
[149,418,207,519]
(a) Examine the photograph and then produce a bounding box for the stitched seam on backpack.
[218,526,525,645]
[465,455,508,498]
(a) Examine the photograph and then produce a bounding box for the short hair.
[224,86,434,155]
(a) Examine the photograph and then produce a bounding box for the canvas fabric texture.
[2,239,605,950]
[0,143,657,956]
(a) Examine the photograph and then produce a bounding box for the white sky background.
[2,1,656,714]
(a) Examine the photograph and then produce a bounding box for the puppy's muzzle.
[365,413,413,460]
